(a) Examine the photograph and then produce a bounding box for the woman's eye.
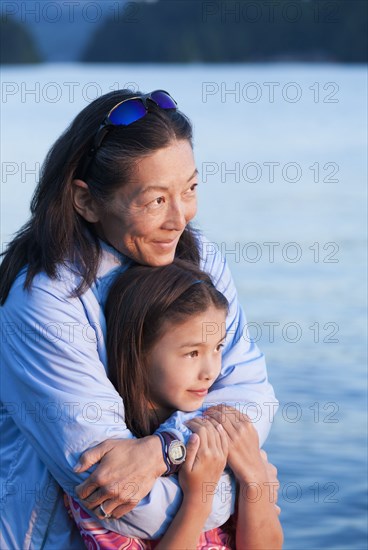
[185,183,198,195]
[147,196,165,209]
[187,350,199,358]
[216,343,225,352]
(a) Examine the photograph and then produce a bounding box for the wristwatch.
[155,431,187,476]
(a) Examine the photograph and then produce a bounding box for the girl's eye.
[216,343,225,352]
[187,350,199,358]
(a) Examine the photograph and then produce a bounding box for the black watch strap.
[156,431,186,477]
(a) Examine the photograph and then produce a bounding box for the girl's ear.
[71,179,100,223]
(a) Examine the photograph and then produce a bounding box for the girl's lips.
[187,389,209,397]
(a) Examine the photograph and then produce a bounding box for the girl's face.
[147,305,227,418]
[94,139,198,266]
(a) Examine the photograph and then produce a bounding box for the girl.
[67,260,283,549]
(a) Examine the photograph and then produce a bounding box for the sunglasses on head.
[78,89,177,181]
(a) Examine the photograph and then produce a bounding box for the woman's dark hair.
[0,89,200,304]
[105,259,229,438]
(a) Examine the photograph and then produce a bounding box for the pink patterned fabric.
[65,495,235,550]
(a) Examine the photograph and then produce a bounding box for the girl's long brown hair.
[105,259,228,438]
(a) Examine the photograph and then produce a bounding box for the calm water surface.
[1,63,367,549]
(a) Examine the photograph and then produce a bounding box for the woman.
[0,89,279,548]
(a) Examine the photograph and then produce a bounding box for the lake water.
[1,63,367,549]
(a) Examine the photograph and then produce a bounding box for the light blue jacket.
[0,233,278,549]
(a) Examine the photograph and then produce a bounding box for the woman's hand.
[203,405,265,483]
[74,435,167,519]
[181,418,228,506]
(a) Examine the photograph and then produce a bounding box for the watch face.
[169,441,186,464]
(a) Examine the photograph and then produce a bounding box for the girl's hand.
[203,407,284,550]
[180,418,228,504]
[203,405,265,483]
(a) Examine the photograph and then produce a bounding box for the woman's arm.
[0,272,169,533]
[0,269,232,538]
[68,428,228,550]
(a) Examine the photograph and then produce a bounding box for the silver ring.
[99,503,112,519]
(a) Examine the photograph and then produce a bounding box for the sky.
[3,0,132,61]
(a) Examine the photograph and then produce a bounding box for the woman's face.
[95,139,198,266]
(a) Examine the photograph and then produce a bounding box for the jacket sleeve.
[157,234,279,447]
[0,270,232,539]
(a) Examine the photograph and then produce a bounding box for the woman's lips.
[151,238,178,250]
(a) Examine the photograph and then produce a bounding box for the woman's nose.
[163,199,186,230]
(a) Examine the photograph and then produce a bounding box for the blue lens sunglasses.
[78,89,177,181]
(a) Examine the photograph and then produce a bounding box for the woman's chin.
[138,250,177,267]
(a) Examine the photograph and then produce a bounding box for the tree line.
[82,0,367,63]
[1,1,367,64]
